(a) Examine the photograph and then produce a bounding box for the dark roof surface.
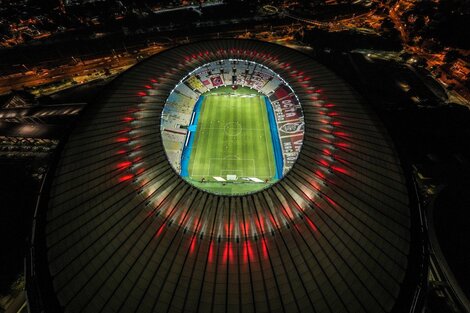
[43,39,411,313]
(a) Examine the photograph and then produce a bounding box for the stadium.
[28,39,413,313]
[162,58,304,195]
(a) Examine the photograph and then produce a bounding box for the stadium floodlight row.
[161,58,304,195]
[28,40,412,313]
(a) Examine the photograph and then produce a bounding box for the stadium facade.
[27,39,414,313]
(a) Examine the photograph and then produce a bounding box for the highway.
[0,23,299,96]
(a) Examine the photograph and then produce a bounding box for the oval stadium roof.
[36,39,411,313]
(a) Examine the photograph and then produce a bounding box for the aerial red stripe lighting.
[190,236,196,254]
[261,238,268,258]
[118,174,134,182]
[324,195,337,206]
[208,241,214,263]
[334,131,348,137]
[315,170,326,180]
[155,224,165,238]
[336,142,350,148]
[305,216,318,232]
[223,242,234,263]
[331,166,348,175]
[117,161,132,169]
[110,47,346,246]
[116,137,129,143]
[118,127,131,133]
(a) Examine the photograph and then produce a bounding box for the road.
[0,24,299,96]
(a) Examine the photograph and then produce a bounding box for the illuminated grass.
[187,86,276,195]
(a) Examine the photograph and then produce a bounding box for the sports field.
[186,86,276,195]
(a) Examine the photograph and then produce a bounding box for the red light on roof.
[324,195,337,206]
[118,127,131,133]
[242,221,249,236]
[305,216,318,232]
[243,241,253,263]
[334,131,348,137]
[336,142,349,148]
[137,91,146,97]
[118,174,133,182]
[190,236,196,253]
[123,117,134,122]
[144,85,152,89]
[227,242,233,263]
[283,206,294,219]
[331,166,348,175]
[155,224,165,238]
[315,170,326,179]
[223,242,228,263]
[150,79,157,83]
[262,238,268,258]
[208,240,214,263]
[117,161,132,169]
[225,222,233,237]
[116,137,129,143]
[319,159,329,167]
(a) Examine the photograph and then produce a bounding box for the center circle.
[161,59,305,196]
[224,122,242,136]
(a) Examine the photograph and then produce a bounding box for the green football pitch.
[186,86,276,195]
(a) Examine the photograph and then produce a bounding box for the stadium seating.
[162,59,303,175]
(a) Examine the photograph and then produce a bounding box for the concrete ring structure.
[32,39,411,313]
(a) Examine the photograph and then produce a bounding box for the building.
[27,39,420,313]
